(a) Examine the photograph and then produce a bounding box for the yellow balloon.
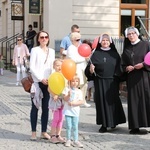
[48,72,65,95]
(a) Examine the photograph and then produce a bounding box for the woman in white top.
[66,32,91,107]
[12,35,30,85]
[30,31,55,140]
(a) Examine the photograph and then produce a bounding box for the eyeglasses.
[17,39,22,41]
[76,39,80,41]
[127,32,136,36]
[40,36,49,39]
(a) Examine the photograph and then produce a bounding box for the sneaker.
[57,136,66,144]
[84,103,91,107]
[72,141,83,148]
[50,136,60,144]
[64,140,71,147]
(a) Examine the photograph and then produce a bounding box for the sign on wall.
[29,0,41,15]
[11,1,23,20]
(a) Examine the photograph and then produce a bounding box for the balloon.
[61,59,76,80]
[78,44,91,57]
[144,52,150,65]
[92,37,99,49]
[48,72,65,95]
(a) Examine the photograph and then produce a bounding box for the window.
[121,0,146,4]
[120,1,148,36]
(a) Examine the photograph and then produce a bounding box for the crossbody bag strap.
[44,48,49,64]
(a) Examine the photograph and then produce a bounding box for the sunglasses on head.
[76,39,80,41]
[40,36,49,39]
[17,39,22,41]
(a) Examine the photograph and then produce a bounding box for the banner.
[29,0,41,15]
[11,1,23,20]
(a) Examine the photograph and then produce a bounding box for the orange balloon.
[61,59,76,80]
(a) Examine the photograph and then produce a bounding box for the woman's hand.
[134,63,144,70]
[126,65,134,73]
[41,79,48,85]
[90,64,95,74]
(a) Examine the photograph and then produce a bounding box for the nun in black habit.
[121,27,150,134]
[85,34,126,133]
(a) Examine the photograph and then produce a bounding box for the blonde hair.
[69,74,80,87]
[70,32,81,42]
[53,58,63,66]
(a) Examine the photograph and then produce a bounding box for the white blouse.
[30,46,55,82]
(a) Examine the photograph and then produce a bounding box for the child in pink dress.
[48,59,66,144]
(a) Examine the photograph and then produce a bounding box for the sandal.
[30,132,37,141]
[40,132,50,140]
[57,136,66,143]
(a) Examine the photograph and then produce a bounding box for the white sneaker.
[64,140,71,147]
[84,103,91,107]
[72,141,83,148]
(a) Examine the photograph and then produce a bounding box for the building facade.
[0,0,149,52]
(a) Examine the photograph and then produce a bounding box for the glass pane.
[121,16,131,36]
[135,10,145,16]
[121,0,146,4]
[121,10,131,16]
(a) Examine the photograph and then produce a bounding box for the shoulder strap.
[44,48,49,64]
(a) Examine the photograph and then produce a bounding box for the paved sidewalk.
[0,70,150,150]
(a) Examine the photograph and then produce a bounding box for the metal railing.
[0,36,7,43]
[0,33,20,69]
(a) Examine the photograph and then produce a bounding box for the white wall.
[43,0,120,49]
[43,0,72,49]
[72,0,120,39]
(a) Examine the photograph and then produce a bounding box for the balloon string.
[89,58,96,76]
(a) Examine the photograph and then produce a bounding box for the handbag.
[21,74,33,93]
[21,48,49,93]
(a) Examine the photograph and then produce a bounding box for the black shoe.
[111,126,116,129]
[99,126,107,133]
[129,128,140,134]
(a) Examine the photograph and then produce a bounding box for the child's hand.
[63,91,71,102]
[68,91,70,97]
[68,101,73,106]
[53,95,58,101]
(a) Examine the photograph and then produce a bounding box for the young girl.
[63,74,84,148]
[0,55,4,75]
[48,59,66,144]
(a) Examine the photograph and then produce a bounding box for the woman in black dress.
[85,34,126,133]
[121,26,150,134]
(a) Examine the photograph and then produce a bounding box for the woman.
[30,31,55,140]
[66,32,91,107]
[122,26,150,134]
[85,33,126,133]
[12,35,30,86]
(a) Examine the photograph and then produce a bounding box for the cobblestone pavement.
[0,70,150,150]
